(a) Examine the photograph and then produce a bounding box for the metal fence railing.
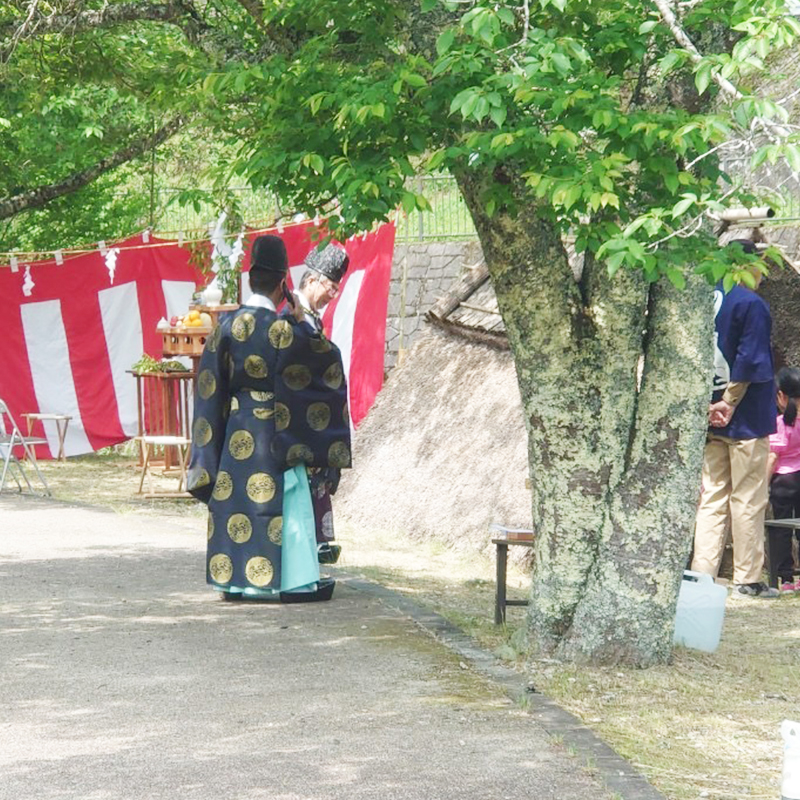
[142,176,477,241]
[395,175,477,241]
[150,188,280,235]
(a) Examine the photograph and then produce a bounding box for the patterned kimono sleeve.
[187,323,230,504]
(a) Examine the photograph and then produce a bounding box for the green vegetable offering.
[131,354,189,374]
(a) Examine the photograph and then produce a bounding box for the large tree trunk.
[456,170,714,666]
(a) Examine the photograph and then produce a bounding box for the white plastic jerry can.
[782,720,800,800]
[673,570,728,653]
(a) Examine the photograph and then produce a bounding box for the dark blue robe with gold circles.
[186,306,351,593]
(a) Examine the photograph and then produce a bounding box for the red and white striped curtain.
[0,222,395,458]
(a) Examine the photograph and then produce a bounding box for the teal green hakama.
[216,464,320,598]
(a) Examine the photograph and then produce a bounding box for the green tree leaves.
[2,0,799,286]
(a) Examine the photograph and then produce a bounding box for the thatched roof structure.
[336,327,530,554]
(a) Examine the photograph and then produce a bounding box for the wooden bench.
[490,523,535,624]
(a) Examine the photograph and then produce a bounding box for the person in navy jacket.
[692,239,779,598]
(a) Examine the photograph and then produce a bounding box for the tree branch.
[653,0,791,143]
[2,0,40,64]
[652,0,742,100]
[1,0,298,64]
[0,116,184,221]
[2,1,182,38]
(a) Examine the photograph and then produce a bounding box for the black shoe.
[221,591,279,602]
[730,582,779,599]
[280,578,336,603]
[318,544,341,565]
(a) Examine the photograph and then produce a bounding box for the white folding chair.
[0,399,50,495]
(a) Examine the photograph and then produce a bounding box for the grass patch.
[29,452,800,800]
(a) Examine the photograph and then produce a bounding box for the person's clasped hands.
[708,399,735,428]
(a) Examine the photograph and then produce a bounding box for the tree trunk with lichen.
[457,170,714,667]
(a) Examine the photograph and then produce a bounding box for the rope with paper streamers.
[0,212,344,270]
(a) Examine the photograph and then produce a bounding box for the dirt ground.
[23,453,800,800]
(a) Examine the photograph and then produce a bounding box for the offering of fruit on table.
[171,310,213,330]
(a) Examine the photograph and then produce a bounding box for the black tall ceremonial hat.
[250,235,288,274]
[304,243,350,284]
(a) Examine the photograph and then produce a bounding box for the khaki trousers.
[692,434,769,585]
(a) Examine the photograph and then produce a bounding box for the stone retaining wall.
[385,240,484,369]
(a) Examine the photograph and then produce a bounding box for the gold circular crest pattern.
[206,325,222,353]
[228,430,255,460]
[198,369,217,400]
[246,472,276,503]
[323,362,343,390]
[209,553,233,584]
[268,319,294,349]
[207,514,214,541]
[310,335,332,354]
[193,416,212,447]
[282,364,312,391]
[274,403,290,431]
[232,312,256,342]
[227,513,253,543]
[212,471,233,501]
[306,402,331,431]
[250,390,274,402]
[230,396,240,413]
[253,407,274,420]
[328,441,351,468]
[267,516,283,545]
[244,355,268,379]
[191,468,211,490]
[287,443,315,465]
[245,556,274,587]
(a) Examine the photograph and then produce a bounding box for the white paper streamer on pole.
[178,231,185,247]
[276,218,285,233]
[98,240,108,256]
[209,211,231,273]
[105,247,120,284]
[54,250,64,266]
[142,229,150,243]
[228,231,245,271]
[22,265,34,297]
[10,255,18,273]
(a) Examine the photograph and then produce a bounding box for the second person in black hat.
[288,242,351,563]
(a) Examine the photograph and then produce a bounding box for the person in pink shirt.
[768,366,800,591]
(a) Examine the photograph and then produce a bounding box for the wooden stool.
[136,435,191,497]
[490,524,535,624]
[22,413,72,461]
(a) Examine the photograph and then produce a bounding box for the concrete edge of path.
[336,573,667,800]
